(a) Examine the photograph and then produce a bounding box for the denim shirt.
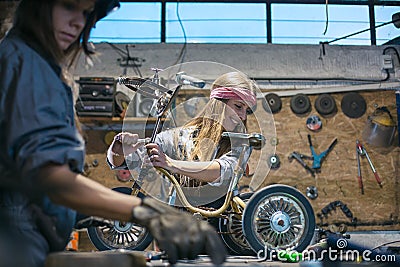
[0,30,85,258]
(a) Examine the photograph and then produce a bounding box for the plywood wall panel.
[244,90,399,230]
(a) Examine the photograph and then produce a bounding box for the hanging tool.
[308,134,337,171]
[317,200,357,225]
[341,92,366,119]
[288,152,316,177]
[289,134,337,176]
[356,140,383,190]
[306,114,323,132]
[356,143,364,194]
[268,154,281,169]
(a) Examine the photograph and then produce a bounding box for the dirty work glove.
[131,197,227,265]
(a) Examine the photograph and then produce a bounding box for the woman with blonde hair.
[108,71,258,206]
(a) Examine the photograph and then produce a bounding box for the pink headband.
[210,87,257,107]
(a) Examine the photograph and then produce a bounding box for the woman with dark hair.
[0,1,226,267]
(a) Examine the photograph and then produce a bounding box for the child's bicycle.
[83,70,316,256]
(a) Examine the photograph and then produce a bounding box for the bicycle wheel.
[87,187,153,251]
[219,193,255,256]
[242,184,315,254]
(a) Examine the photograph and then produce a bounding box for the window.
[375,5,400,45]
[90,2,161,43]
[272,4,370,45]
[165,3,267,43]
[89,1,400,45]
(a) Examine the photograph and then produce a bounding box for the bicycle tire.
[218,193,255,256]
[87,187,153,251]
[242,184,315,254]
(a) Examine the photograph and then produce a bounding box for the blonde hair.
[181,72,258,162]
[212,71,259,92]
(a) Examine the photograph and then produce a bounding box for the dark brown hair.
[13,0,97,67]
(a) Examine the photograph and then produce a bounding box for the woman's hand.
[144,143,221,183]
[145,143,175,171]
[111,132,144,156]
[107,132,145,167]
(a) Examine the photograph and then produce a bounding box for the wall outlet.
[382,54,393,70]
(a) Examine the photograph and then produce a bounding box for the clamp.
[289,134,337,177]
[356,140,382,194]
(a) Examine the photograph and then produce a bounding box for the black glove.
[30,204,67,252]
[74,216,113,229]
[131,197,227,265]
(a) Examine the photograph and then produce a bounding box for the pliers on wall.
[289,134,337,177]
[288,151,316,176]
[308,134,337,171]
[356,140,382,194]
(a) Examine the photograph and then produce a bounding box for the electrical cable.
[106,42,144,77]
[172,0,187,66]
[323,15,400,45]
[371,240,400,251]
[323,0,329,35]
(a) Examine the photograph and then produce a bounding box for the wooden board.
[244,90,399,231]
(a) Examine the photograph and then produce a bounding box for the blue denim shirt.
[0,30,85,266]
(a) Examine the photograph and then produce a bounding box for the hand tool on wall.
[288,134,337,176]
[288,151,316,177]
[356,143,364,194]
[306,115,322,132]
[308,134,337,171]
[341,92,366,119]
[290,93,311,116]
[356,140,383,189]
[314,94,337,117]
[317,200,357,225]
